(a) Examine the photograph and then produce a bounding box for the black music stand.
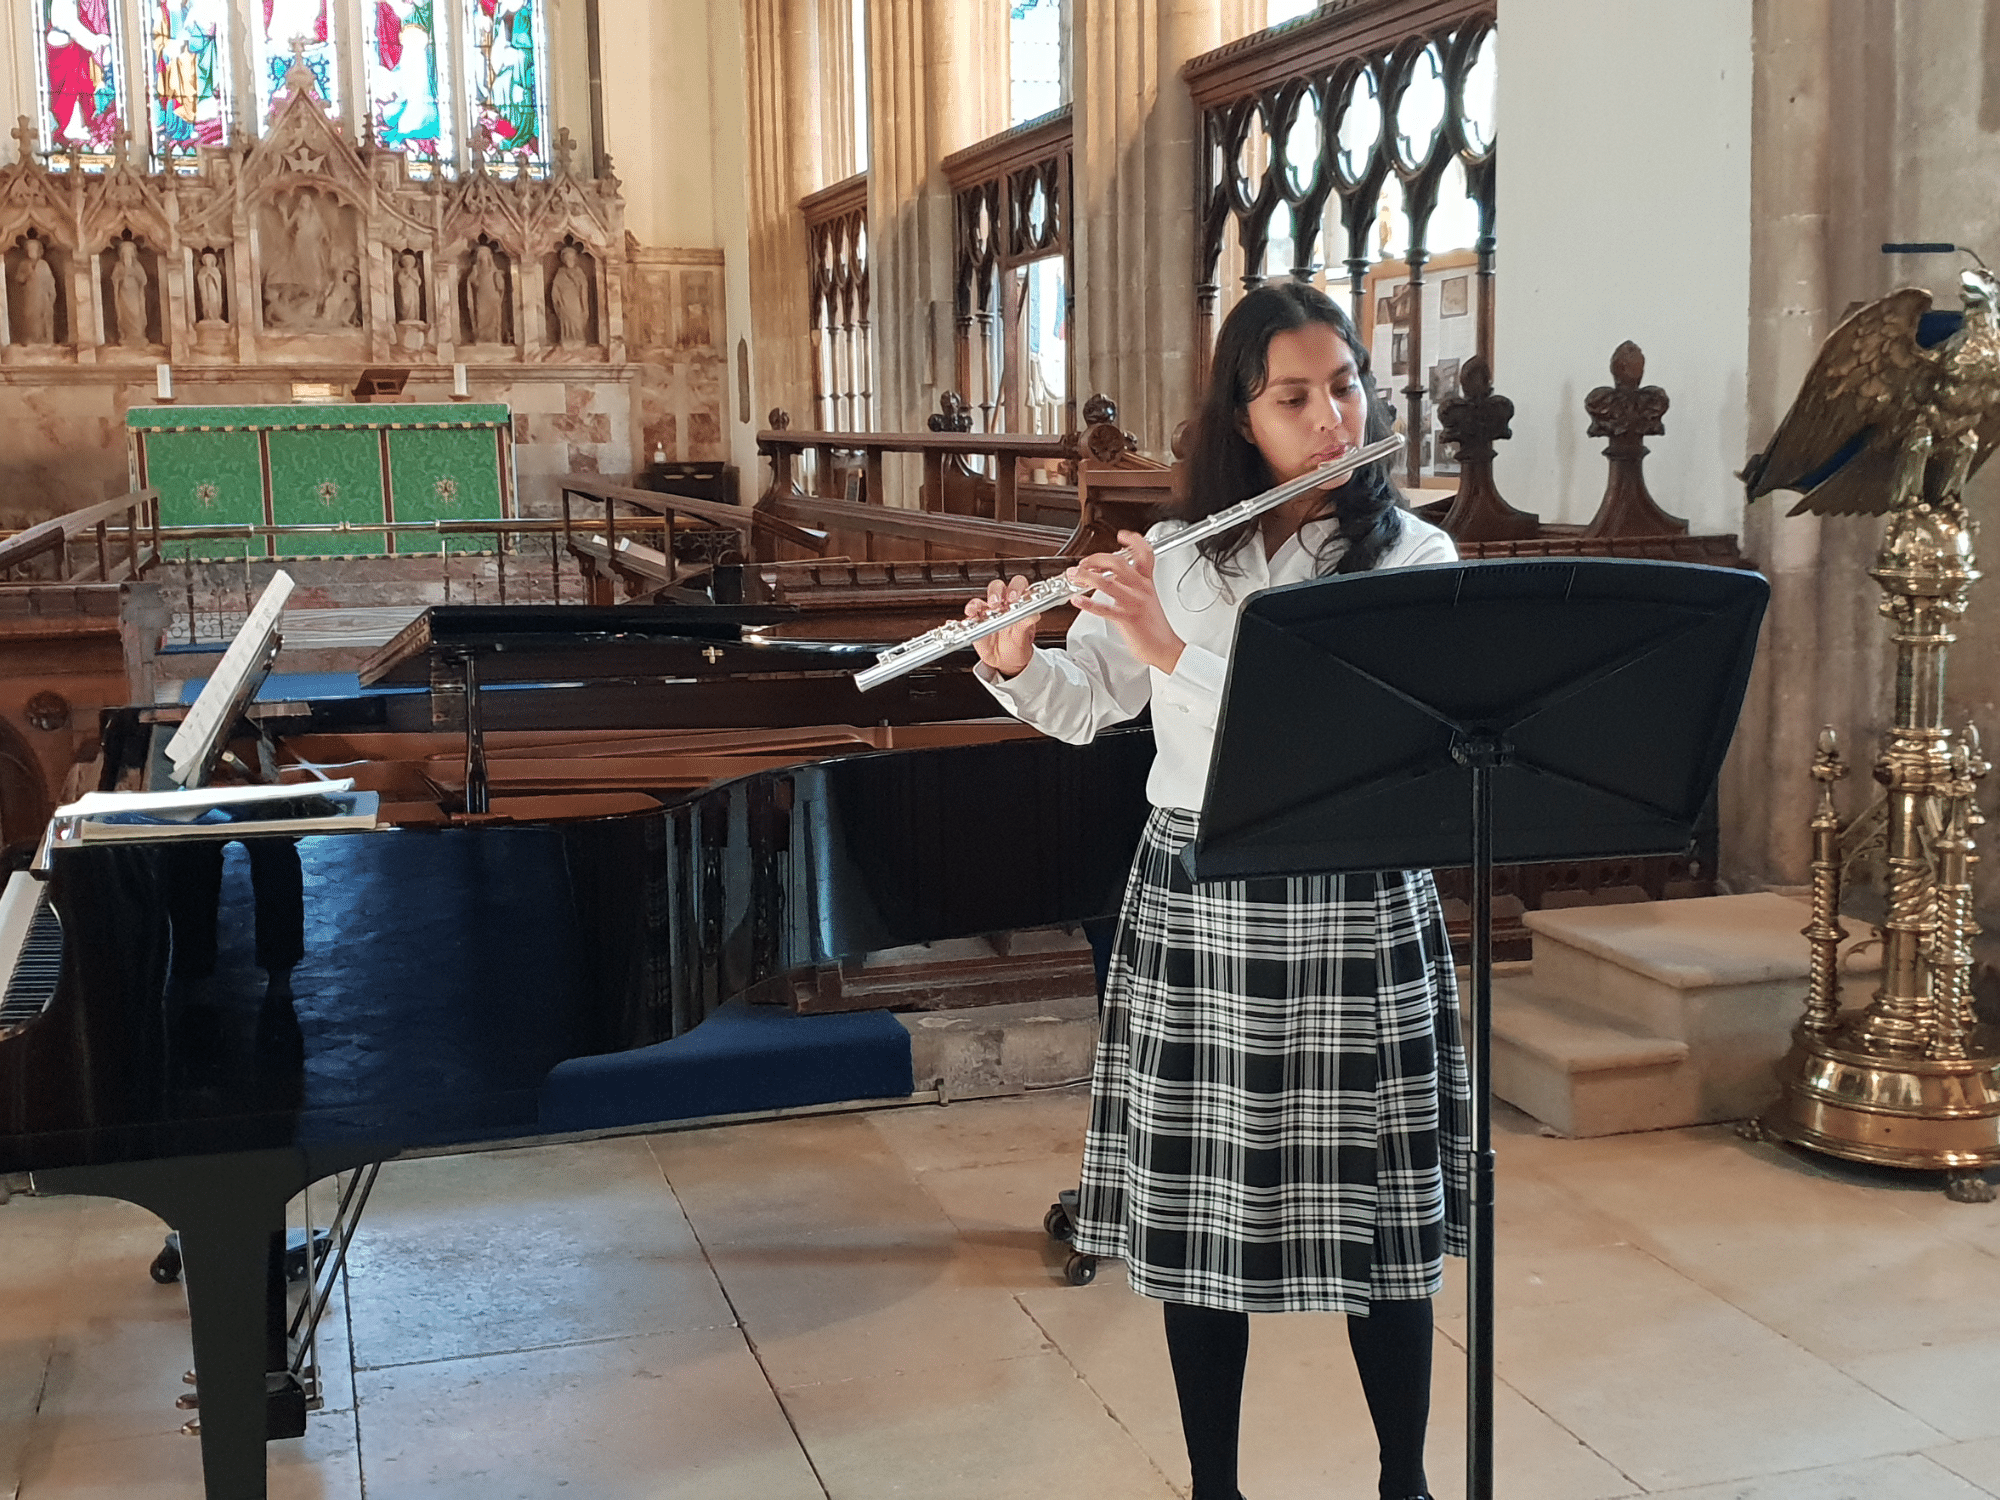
[1181,558,1768,1500]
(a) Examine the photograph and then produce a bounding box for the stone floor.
[5,1090,2000,1498]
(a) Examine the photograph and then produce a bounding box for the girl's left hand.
[1069,532,1186,675]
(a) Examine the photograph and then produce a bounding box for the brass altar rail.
[148,516,631,607]
[0,489,160,584]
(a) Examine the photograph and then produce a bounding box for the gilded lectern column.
[1744,265,2000,1200]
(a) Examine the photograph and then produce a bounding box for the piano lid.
[357,604,896,687]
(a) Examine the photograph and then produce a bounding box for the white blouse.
[977,508,1459,812]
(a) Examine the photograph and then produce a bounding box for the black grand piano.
[0,604,1150,1500]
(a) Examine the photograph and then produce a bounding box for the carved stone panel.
[258,188,363,334]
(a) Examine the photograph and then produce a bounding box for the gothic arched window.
[22,0,556,175]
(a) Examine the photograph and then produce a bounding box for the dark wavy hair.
[1174,281,1403,576]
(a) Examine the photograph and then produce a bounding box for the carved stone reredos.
[0,83,625,361]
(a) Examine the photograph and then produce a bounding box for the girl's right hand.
[967,575,1038,678]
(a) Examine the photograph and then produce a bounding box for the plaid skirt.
[1071,807,1471,1314]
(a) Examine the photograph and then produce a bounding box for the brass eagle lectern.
[1744,264,2000,1200]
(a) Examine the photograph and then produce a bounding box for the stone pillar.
[1069,0,1267,457]
[817,0,859,181]
[866,0,1007,437]
[1724,0,1835,894]
[744,0,823,440]
[1725,0,1900,895]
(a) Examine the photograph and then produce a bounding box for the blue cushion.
[537,999,915,1133]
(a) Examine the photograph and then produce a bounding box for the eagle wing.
[1742,288,1940,516]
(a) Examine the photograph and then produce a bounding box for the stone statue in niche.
[109,240,150,347]
[12,238,56,345]
[395,251,423,324]
[195,250,226,325]
[550,244,589,348]
[466,243,507,345]
[394,250,426,351]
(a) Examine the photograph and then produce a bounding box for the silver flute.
[853,432,1403,692]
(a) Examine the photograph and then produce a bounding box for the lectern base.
[1763,1028,2000,1184]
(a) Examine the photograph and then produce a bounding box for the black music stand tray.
[1181,558,1768,1500]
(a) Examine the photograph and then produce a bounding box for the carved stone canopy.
[0,87,627,367]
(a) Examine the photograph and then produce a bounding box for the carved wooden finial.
[1081,392,1117,427]
[928,390,972,433]
[768,408,792,431]
[1434,356,1540,542]
[1582,340,1688,538]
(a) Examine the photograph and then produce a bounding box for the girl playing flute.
[969,281,1466,1500]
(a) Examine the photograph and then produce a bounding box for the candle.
[156,363,173,401]
[451,363,468,398]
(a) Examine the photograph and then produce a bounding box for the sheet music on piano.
[45,781,379,849]
[165,569,295,788]
[30,571,381,868]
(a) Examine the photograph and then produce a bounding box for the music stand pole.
[1458,733,1502,1500]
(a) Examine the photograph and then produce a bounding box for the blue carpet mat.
[537,999,915,1133]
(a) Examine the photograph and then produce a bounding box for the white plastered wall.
[1494,0,1754,536]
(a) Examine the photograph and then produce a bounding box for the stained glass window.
[36,0,126,157]
[365,0,454,165]
[145,0,229,164]
[21,0,559,177]
[463,0,547,165]
[254,0,339,125]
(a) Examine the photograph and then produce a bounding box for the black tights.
[1163,1297,1432,1500]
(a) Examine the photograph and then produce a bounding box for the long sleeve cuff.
[975,647,1056,708]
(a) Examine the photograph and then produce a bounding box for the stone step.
[1526,892,1850,1049]
[1490,976,1690,1138]
[1498,892,1885,1137]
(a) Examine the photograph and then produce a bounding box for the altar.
[129,403,514,558]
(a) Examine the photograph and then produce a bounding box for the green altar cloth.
[128,403,515,558]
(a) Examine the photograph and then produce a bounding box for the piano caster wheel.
[1063,1251,1097,1287]
[150,1236,183,1284]
[1043,1201,1074,1244]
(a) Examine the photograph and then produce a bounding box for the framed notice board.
[128,403,514,559]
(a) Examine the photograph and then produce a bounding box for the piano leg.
[35,1145,388,1500]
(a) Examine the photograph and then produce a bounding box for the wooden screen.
[1185,1,1497,489]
